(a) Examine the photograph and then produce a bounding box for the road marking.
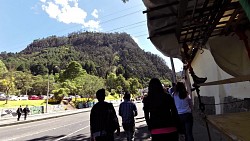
[55,125,90,141]
[16,120,56,130]
[3,121,87,141]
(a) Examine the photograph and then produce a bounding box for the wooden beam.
[222,9,239,34]
[154,22,176,32]
[198,75,250,86]
[201,0,232,45]
[148,28,176,39]
[149,13,177,21]
[176,0,188,41]
[143,1,179,14]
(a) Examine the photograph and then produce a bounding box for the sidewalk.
[0,104,226,141]
[0,108,92,127]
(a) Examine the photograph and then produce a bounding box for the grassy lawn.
[0,100,46,108]
[0,94,120,108]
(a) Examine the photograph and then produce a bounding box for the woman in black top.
[143,78,180,141]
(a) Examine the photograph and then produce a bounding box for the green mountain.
[0,32,172,81]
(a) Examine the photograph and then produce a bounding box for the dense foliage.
[0,32,172,82]
[0,32,173,103]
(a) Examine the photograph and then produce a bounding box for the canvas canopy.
[143,0,250,77]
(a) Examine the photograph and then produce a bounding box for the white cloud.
[41,0,100,31]
[91,9,98,18]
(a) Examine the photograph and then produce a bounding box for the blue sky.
[0,0,183,72]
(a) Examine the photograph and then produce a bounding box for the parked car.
[39,95,47,99]
[9,95,19,101]
[18,95,29,100]
[29,95,40,100]
[0,93,6,101]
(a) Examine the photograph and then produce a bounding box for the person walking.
[23,105,30,120]
[143,78,180,141]
[90,89,120,141]
[173,82,194,141]
[16,105,22,121]
[119,92,138,141]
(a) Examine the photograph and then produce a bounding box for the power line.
[106,21,146,32]
[101,4,143,19]
[100,10,142,24]
[3,7,145,51]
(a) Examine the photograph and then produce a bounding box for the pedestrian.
[16,105,22,121]
[119,92,138,141]
[143,78,180,141]
[23,105,30,120]
[90,89,120,141]
[169,82,176,95]
[173,82,194,141]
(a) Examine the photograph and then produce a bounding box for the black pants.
[24,113,27,120]
[95,134,114,141]
[151,131,178,141]
[179,113,194,141]
[17,113,21,121]
[122,123,135,141]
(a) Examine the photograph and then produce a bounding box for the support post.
[46,70,49,113]
[170,57,177,83]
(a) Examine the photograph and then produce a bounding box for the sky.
[0,0,183,72]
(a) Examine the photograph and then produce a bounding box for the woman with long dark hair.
[173,82,194,141]
[143,78,180,141]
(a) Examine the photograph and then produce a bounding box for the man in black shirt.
[16,105,22,121]
[23,105,30,120]
[90,89,120,141]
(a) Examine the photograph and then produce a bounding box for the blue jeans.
[179,113,194,141]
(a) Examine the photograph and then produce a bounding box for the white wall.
[189,48,250,114]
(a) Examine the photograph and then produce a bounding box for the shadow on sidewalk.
[114,125,151,141]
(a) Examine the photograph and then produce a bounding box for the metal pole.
[46,50,49,113]
[46,68,49,113]
[170,57,177,83]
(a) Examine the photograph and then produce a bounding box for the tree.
[14,71,33,95]
[0,72,15,104]
[106,73,117,91]
[0,60,7,75]
[16,64,26,72]
[81,74,105,102]
[121,0,129,3]
[128,78,141,95]
[116,74,129,93]
[60,61,86,81]
[29,75,50,96]
[30,64,48,75]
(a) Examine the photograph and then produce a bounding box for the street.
[0,102,150,141]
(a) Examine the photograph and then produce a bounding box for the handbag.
[106,103,119,132]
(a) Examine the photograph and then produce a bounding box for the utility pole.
[170,57,177,83]
[46,50,49,113]
[46,69,49,113]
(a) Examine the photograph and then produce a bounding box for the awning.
[143,0,250,76]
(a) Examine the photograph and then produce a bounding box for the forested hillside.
[0,32,172,81]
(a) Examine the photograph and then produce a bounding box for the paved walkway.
[0,107,226,141]
[0,108,91,127]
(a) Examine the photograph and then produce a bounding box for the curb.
[0,109,91,127]
[0,103,120,127]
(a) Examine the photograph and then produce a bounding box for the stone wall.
[193,96,216,115]
[223,96,250,113]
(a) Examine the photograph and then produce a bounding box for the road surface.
[0,102,150,141]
